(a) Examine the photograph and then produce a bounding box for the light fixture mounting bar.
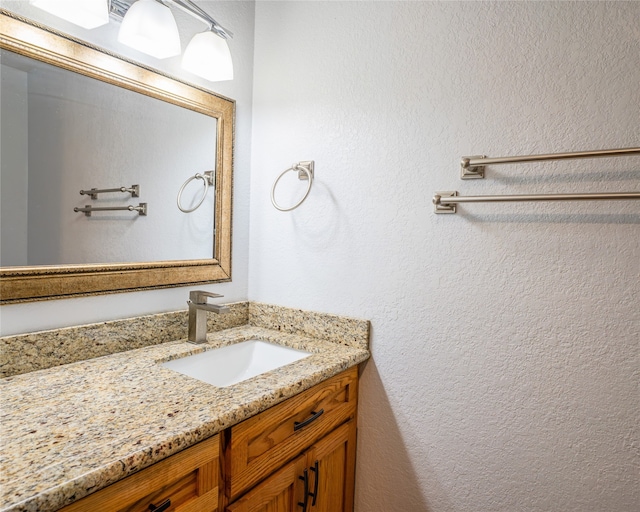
[109,0,131,19]
[168,0,232,38]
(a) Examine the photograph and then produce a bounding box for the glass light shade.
[117,0,181,59]
[29,0,109,29]
[182,30,233,82]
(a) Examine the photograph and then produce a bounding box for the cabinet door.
[226,455,307,512]
[306,419,357,512]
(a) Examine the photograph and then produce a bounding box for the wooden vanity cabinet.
[222,367,359,512]
[57,367,359,512]
[59,434,220,512]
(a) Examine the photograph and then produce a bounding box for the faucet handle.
[189,290,224,304]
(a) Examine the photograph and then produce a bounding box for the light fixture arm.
[163,0,232,39]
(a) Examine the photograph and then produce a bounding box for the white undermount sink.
[161,339,312,387]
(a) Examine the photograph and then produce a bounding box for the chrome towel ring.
[177,170,214,213]
[271,161,315,211]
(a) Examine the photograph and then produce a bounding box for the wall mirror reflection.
[0,10,234,303]
[1,50,218,266]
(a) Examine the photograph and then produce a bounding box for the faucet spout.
[187,290,230,344]
[190,302,230,314]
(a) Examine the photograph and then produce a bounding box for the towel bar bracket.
[433,191,458,214]
[460,156,486,180]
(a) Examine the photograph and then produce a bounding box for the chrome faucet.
[187,290,230,344]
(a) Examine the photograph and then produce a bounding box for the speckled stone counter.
[0,302,250,378]
[0,304,370,512]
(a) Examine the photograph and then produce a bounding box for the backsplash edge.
[0,302,249,377]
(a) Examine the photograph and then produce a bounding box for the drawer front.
[225,367,358,500]
[60,435,219,512]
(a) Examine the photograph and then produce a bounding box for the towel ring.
[271,161,315,211]
[177,171,214,213]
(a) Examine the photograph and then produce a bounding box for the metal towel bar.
[433,191,640,214]
[460,147,640,179]
[79,185,139,198]
[435,145,640,213]
[74,203,147,217]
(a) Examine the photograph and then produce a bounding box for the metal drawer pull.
[309,460,319,506]
[298,469,309,512]
[148,498,171,511]
[294,409,324,431]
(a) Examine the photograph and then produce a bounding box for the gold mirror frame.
[0,10,234,304]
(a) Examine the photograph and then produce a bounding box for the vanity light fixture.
[117,0,233,81]
[31,0,233,81]
[182,29,233,81]
[29,0,110,29]
[170,0,233,81]
[117,0,181,59]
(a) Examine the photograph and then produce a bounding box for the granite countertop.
[0,314,370,512]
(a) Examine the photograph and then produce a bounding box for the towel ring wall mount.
[271,161,315,211]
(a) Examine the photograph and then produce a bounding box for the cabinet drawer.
[60,434,219,512]
[224,367,358,500]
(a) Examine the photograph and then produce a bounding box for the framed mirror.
[0,10,234,304]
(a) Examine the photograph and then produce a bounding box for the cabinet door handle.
[148,498,171,512]
[294,409,324,432]
[298,468,309,512]
[309,460,319,506]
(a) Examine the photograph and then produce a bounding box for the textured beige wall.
[249,2,640,510]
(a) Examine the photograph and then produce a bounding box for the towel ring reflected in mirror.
[177,171,215,213]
